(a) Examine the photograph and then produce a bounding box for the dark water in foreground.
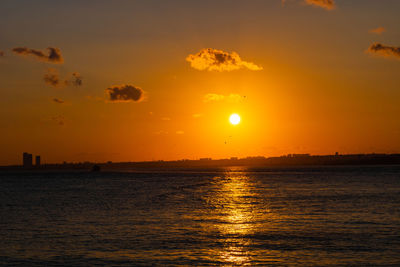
[1,166,400,266]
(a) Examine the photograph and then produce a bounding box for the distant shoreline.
[2,153,400,171]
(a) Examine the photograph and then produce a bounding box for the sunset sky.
[1,0,400,165]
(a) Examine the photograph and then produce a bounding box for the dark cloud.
[105,84,145,102]
[186,48,262,71]
[65,72,83,87]
[44,69,83,88]
[52,98,65,104]
[368,43,400,59]
[43,69,61,87]
[12,47,63,63]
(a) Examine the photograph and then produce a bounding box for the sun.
[229,113,241,125]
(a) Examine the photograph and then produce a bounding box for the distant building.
[35,155,41,166]
[200,158,212,161]
[292,154,310,158]
[23,152,33,168]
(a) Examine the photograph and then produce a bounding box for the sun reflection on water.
[209,170,267,265]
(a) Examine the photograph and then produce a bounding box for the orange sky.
[0,0,400,165]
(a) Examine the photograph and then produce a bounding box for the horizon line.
[3,152,400,167]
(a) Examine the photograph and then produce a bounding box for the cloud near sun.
[12,47,63,64]
[204,93,243,103]
[186,48,262,72]
[367,43,400,60]
[105,84,145,103]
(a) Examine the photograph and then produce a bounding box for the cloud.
[105,84,145,102]
[204,93,243,103]
[65,72,83,87]
[51,115,65,126]
[369,27,386,35]
[367,43,400,59]
[204,93,225,102]
[186,48,262,71]
[12,47,63,63]
[304,0,335,10]
[226,94,242,103]
[192,113,203,118]
[282,0,335,10]
[43,69,83,88]
[52,98,65,104]
[176,131,184,135]
[43,69,61,87]
[154,130,169,135]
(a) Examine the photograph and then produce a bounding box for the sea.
[0,165,399,266]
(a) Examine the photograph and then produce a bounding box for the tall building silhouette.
[23,152,33,168]
[35,155,41,166]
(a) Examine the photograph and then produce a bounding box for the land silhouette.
[1,153,400,171]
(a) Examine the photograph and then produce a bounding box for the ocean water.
[0,166,399,266]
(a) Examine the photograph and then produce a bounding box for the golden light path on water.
[218,173,253,265]
[209,169,272,265]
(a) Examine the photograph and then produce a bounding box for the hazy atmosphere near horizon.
[1,0,400,165]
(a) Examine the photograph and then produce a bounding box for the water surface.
[1,166,399,266]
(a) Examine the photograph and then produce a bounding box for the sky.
[0,0,400,165]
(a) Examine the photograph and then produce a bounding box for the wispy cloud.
[204,93,243,103]
[305,0,335,10]
[43,69,61,87]
[154,130,169,135]
[12,47,63,63]
[369,27,386,35]
[204,93,225,102]
[65,72,83,87]
[43,69,83,88]
[282,0,336,10]
[192,113,203,118]
[51,115,65,126]
[105,84,145,102]
[52,98,65,104]
[367,43,400,60]
[186,48,262,72]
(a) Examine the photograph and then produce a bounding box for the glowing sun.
[229,113,241,125]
